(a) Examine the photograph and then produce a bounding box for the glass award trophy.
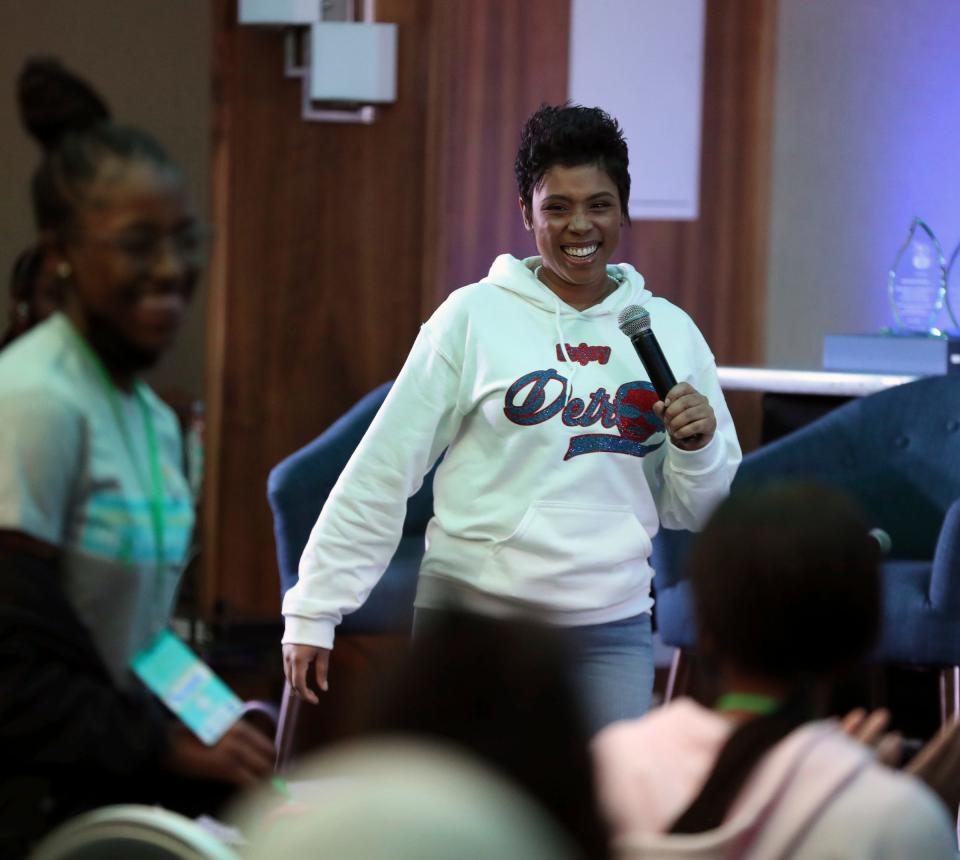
[888,217,947,335]
[946,239,960,334]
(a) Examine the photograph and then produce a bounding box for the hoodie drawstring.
[553,297,580,401]
[532,261,630,405]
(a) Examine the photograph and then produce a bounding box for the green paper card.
[132,629,243,745]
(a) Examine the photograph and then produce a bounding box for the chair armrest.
[240,699,280,738]
[267,382,394,597]
[929,497,960,611]
[651,528,694,591]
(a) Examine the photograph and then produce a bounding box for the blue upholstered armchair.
[267,382,436,763]
[653,373,960,717]
[267,381,436,635]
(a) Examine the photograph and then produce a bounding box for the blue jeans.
[568,612,654,736]
[412,609,654,737]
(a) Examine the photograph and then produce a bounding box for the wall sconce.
[238,0,397,124]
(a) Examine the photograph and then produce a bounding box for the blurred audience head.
[363,608,610,859]
[238,739,580,860]
[690,481,882,684]
[18,58,205,372]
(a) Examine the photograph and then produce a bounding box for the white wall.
[569,0,705,220]
[766,0,960,368]
[0,0,211,397]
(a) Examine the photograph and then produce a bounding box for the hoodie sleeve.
[0,387,84,545]
[645,329,741,532]
[282,325,464,650]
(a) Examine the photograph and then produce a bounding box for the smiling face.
[520,162,623,306]
[54,157,201,373]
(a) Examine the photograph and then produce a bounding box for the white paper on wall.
[569,0,705,220]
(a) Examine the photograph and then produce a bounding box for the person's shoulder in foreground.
[596,700,958,859]
[0,313,85,399]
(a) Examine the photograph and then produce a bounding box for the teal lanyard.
[69,325,167,571]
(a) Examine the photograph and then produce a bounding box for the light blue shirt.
[0,314,195,686]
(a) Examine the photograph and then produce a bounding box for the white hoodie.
[282,255,741,649]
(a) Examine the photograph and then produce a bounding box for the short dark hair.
[690,482,881,682]
[18,59,177,234]
[363,609,610,859]
[515,103,630,221]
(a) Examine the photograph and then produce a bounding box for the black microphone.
[617,305,677,400]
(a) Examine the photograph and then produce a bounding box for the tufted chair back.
[732,373,960,560]
[267,381,435,634]
[653,374,960,676]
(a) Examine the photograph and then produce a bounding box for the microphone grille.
[618,305,650,337]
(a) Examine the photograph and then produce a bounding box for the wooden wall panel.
[419,0,571,313]
[206,0,571,617]
[616,0,778,450]
[206,0,777,618]
[621,0,778,365]
[206,0,435,616]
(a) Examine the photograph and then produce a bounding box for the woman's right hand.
[903,718,960,814]
[844,708,960,814]
[840,708,903,766]
[166,721,275,787]
[282,643,331,704]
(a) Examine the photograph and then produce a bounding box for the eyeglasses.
[71,223,215,272]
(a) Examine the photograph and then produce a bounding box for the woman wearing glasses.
[0,60,271,850]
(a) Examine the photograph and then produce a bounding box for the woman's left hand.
[653,382,717,451]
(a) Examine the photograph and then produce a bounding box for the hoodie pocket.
[488,501,651,607]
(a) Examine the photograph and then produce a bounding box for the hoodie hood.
[482,254,652,318]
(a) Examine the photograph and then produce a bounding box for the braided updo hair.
[19,58,177,235]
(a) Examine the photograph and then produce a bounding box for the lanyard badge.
[69,324,167,570]
[69,323,242,744]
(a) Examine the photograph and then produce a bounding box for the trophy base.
[823,333,960,376]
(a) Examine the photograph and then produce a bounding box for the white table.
[717,366,917,398]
